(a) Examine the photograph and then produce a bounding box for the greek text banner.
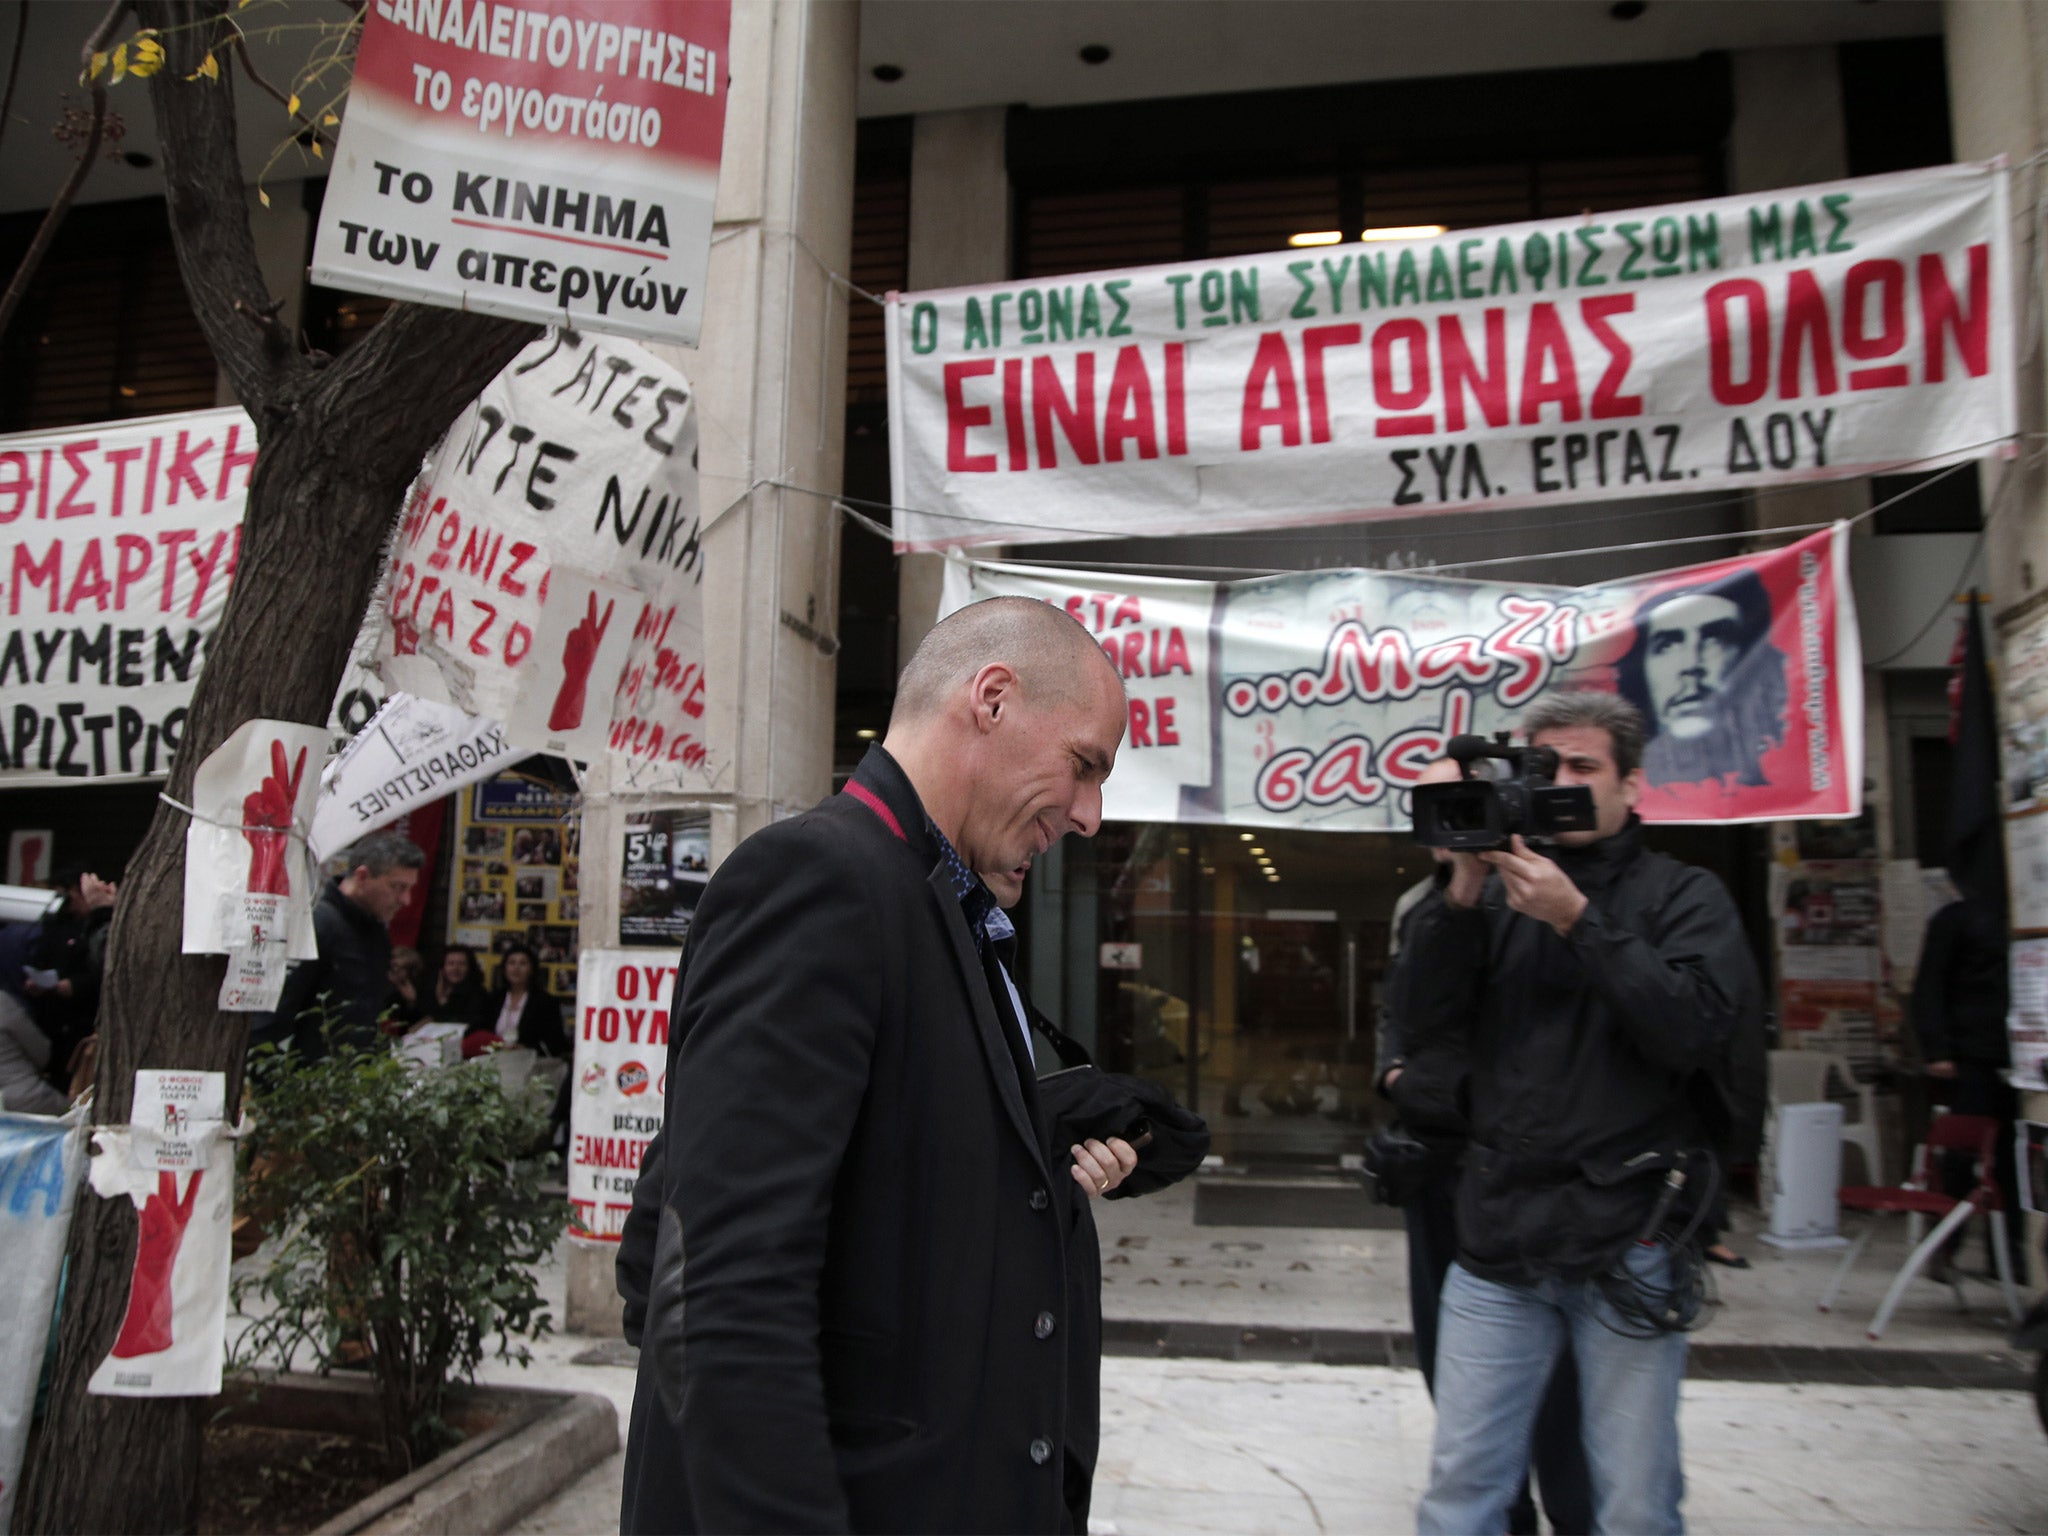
[891,162,2013,550]
[940,525,1861,831]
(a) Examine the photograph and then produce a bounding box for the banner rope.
[154,790,312,844]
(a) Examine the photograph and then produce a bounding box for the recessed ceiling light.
[1078,43,1112,64]
[1288,231,1342,248]
[1238,833,1254,842]
[1362,225,1447,242]
[1610,0,1647,18]
[121,151,154,169]
[1249,847,1266,856]
[871,63,904,82]
[855,728,878,740]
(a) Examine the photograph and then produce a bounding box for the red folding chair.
[1817,1112,2021,1340]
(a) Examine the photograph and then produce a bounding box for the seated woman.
[466,943,570,1060]
[426,944,492,1029]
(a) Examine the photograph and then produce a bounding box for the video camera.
[1409,732,1598,851]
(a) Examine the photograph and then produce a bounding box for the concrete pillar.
[1948,0,2048,624]
[897,107,1011,666]
[564,0,858,1334]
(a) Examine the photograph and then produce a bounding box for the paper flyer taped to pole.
[89,1073,236,1398]
[373,329,712,786]
[888,161,2016,550]
[942,523,1862,830]
[180,719,328,1014]
[568,949,674,1240]
[0,1106,88,1533]
[308,692,525,861]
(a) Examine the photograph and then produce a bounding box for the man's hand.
[1071,1137,1139,1200]
[1442,851,1488,909]
[1481,835,1588,937]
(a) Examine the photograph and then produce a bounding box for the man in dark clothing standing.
[619,597,1131,1535]
[1380,763,1591,1536]
[1407,691,1763,1536]
[262,833,424,1056]
[1913,893,2021,1276]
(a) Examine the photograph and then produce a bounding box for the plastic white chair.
[1768,1048,1885,1185]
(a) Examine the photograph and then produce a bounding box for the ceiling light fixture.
[1239,832,1255,842]
[1362,224,1447,241]
[1610,1,1647,19]
[1249,847,1266,856]
[871,63,904,82]
[1287,231,1342,248]
[1078,43,1112,64]
[855,728,878,740]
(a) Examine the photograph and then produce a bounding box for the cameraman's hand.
[1442,851,1488,909]
[1481,835,1588,937]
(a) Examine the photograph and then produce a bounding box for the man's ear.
[1621,766,1646,809]
[968,663,1019,734]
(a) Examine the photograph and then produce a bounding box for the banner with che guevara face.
[940,523,1860,830]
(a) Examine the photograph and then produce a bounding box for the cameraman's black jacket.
[1393,818,1761,1284]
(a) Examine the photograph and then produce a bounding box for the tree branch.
[230,28,332,149]
[0,0,128,345]
[136,0,308,415]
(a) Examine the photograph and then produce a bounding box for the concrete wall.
[896,106,1011,672]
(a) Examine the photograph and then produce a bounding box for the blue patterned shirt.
[927,820,1030,1064]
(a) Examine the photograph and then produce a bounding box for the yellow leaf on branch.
[185,50,220,82]
[128,34,165,78]
[287,93,300,117]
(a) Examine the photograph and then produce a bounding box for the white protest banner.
[942,523,1861,831]
[312,0,731,345]
[568,948,673,1239]
[0,407,252,784]
[374,328,712,785]
[890,162,2015,550]
[88,1121,235,1398]
[180,721,327,978]
[308,692,525,861]
[0,1107,87,1533]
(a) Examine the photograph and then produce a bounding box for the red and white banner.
[567,948,672,1240]
[0,407,251,785]
[313,0,731,344]
[374,328,712,787]
[890,162,2014,550]
[941,524,1862,830]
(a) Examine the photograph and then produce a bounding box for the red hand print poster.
[179,721,329,996]
[374,328,711,788]
[89,1073,234,1397]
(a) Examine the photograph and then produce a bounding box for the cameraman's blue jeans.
[1416,1247,1688,1535]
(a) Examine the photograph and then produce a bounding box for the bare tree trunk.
[15,3,539,1528]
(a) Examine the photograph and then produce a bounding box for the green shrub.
[230,1032,559,1468]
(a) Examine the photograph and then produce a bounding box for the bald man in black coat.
[620,598,1133,1534]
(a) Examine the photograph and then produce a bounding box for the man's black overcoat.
[619,747,1092,1534]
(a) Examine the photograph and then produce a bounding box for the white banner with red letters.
[0,407,252,785]
[568,948,673,1240]
[941,523,1862,829]
[890,161,2014,550]
[372,327,712,787]
[313,0,731,345]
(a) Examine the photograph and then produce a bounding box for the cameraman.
[1380,763,1591,1536]
[1404,692,1761,1536]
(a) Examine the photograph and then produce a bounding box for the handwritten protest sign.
[374,328,712,786]
[313,0,731,345]
[890,162,2014,549]
[943,523,1861,829]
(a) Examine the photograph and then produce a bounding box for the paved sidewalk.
[487,1191,2048,1535]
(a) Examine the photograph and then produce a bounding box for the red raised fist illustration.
[111,1169,204,1359]
[242,739,306,896]
[548,593,614,732]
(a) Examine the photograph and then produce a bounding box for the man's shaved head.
[882,595,1128,880]
[892,596,1118,727]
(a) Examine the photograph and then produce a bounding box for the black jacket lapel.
[929,865,1052,1181]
